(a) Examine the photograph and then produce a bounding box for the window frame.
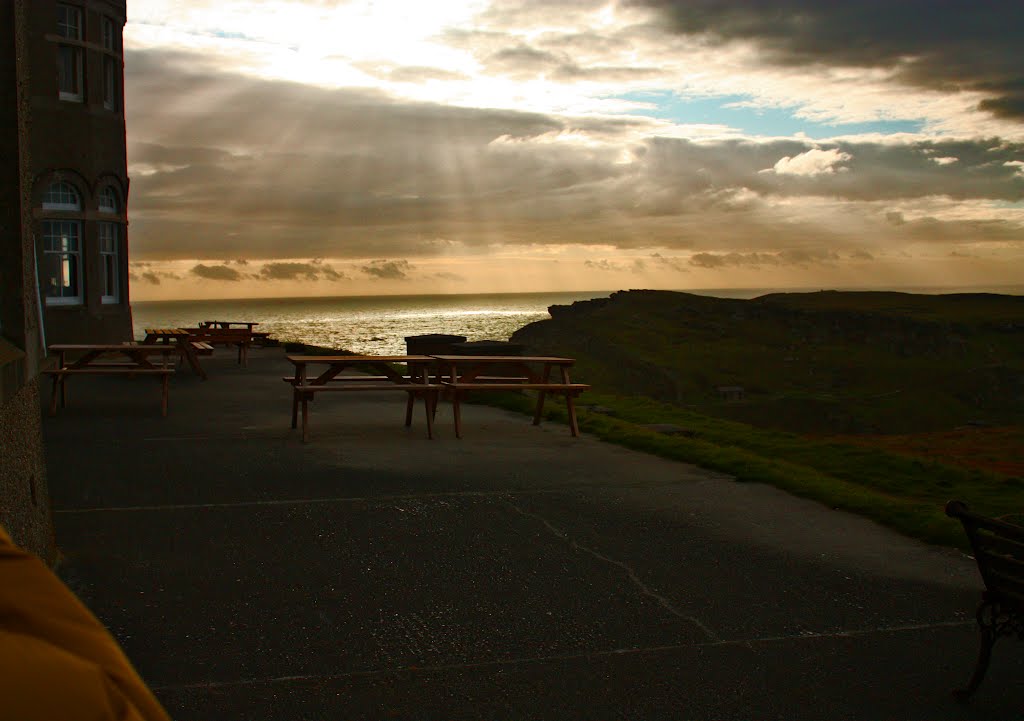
[101,16,119,111]
[97,186,122,304]
[56,4,85,103]
[40,182,85,306]
[98,222,120,304]
[41,220,84,306]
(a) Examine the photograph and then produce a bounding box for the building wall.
[29,0,132,345]
[1,0,55,563]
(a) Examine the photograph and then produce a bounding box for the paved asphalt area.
[42,347,1024,720]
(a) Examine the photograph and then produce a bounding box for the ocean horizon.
[131,284,1024,355]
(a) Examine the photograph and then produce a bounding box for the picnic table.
[431,355,590,438]
[44,343,176,416]
[180,326,256,367]
[143,327,208,380]
[200,320,259,331]
[285,355,440,442]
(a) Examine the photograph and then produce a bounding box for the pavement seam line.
[503,500,720,642]
[52,489,570,514]
[149,619,973,693]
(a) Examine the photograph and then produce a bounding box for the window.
[102,17,119,110]
[56,4,83,102]
[98,186,121,303]
[42,222,82,305]
[41,182,83,305]
[99,223,119,303]
[43,182,81,210]
[98,186,118,213]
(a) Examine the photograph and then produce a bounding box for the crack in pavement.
[504,499,720,642]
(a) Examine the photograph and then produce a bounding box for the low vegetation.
[501,289,1024,548]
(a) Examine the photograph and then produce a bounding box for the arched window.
[40,182,83,305]
[97,186,121,303]
[98,186,119,213]
[42,181,81,210]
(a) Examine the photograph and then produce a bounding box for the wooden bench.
[945,500,1024,701]
[441,381,591,438]
[42,367,174,416]
[292,382,443,442]
[191,341,215,356]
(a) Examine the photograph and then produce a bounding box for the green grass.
[475,390,1022,549]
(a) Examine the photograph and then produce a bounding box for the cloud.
[583,259,624,271]
[630,0,1024,121]
[689,249,838,269]
[190,263,245,281]
[769,148,852,176]
[649,252,688,272]
[433,271,465,281]
[361,259,413,280]
[930,157,959,166]
[256,262,345,282]
[122,46,1024,270]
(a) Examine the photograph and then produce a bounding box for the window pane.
[57,46,82,100]
[57,5,81,40]
[103,18,114,50]
[99,186,118,213]
[104,57,118,110]
[104,254,117,297]
[100,222,120,302]
[43,182,81,210]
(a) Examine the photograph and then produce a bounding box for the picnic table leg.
[533,391,547,426]
[421,390,434,440]
[291,387,299,429]
[565,392,580,437]
[405,392,415,427]
[533,363,552,426]
[452,391,463,439]
[561,367,580,437]
[178,340,208,380]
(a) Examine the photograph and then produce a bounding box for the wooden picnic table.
[430,355,589,438]
[285,354,440,442]
[200,320,259,331]
[44,343,176,416]
[143,327,207,380]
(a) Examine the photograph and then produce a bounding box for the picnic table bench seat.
[945,501,1024,701]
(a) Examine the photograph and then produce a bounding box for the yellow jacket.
[0,527,171,721]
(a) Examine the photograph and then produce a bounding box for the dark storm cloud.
[629,0,1024,121]
[190,263,245,281]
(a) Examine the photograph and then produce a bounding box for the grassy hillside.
[513,289,1024,434]
[505,289,1024,545]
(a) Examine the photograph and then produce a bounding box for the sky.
[123,0,1024,300]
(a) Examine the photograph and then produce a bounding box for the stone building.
[1,0,129,560]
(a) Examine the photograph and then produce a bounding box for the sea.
[131,285,1024,355]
